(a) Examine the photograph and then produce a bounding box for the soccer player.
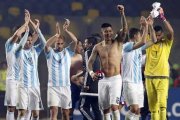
[4,9,39,120]
[4,23,27,120]
[45,19,77,120]
[145,7,174,120]
[122,16,157,120]
[15,10,46,120]
[88,5,128,120]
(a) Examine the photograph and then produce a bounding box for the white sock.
[112,110,120,120]
[6,111,15,120]
[31,116,39,120]
[134,114,139,120]
[125,110,139,120]
[24,110,31,120]
[104,113,111,120]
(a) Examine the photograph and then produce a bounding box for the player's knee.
[7,106,15,112]
[149,103,158,111]
[50,106,58,117]
[111,105,119,111]
[18,109,26,117]
[32,110,39,118]
[130,105,140,114]
[160,107,166,112]
[159,101,166,108]
[130,107,139,114]
[151,109,159,114]
[62,109,69,116]
[149,105,159,113]
[103,108,111,114]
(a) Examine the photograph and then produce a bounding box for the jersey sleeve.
[66,46,75,57]
[164,35,173,47]
[15,31,29,58]
[5,37,14,53]
[34,29,46,55]
[44,47,53,59]
[123,42,134,52]
[140,44,147,51]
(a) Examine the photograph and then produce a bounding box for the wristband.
[159,13,166,21]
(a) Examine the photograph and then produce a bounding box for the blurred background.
[0,0,180,119]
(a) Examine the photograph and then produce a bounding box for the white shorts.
[98,74,122,110]
[48,86,72,109]
[4,82,18,106]
[16,86,44,110]
[123,82,144,108]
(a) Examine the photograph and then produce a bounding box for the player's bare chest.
[98,45,120,58]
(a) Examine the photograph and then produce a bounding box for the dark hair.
[28,32,33,37]
[77,39,82,45]
[86,36,98,46]
[154,25,163,32]
[101,23,112,28]
[129,28,140,39]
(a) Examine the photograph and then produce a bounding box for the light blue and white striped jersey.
[122,42,145,83]
[45,46,74,87]
[5,38,19,82]
[16,29,46,87]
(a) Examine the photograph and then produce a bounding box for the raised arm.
[63,19,78,51]
[87,45,99,80]
[15,9,30,53]
[45,22,60,53]
[8,10,30,44]
[29,19,39,44]
[15,27,29,54]
[7,25,26,45]
[132,16,148,50]
[148,16,157,43]
[23,9,39,45]
[159,7,174,40]
[143,16,157,49]
[116,5,128,42]
[33,19,46,54]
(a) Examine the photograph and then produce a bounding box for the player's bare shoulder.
[93,41,104,52]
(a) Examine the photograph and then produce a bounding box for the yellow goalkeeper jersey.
[145,36,173,77]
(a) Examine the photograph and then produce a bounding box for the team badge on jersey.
[27,57,33,65]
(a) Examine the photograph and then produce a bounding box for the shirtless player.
[88,5,128,120]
